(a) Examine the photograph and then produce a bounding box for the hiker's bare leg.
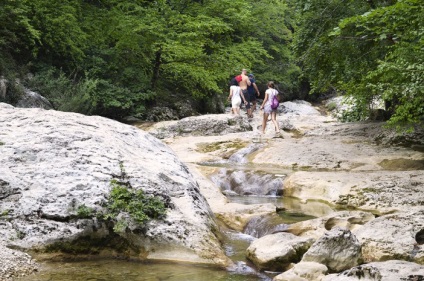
[262,113,269,134]
[271,112,280,133]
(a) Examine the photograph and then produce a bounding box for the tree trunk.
[151,47,162,90]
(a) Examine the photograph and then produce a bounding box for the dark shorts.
[242,89,251,109]
[248,91,256,102]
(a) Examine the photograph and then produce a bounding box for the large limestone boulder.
[322,260,424,281]
[246,232,314,271]
[354,208,424,264]
[0,104,230,268]
[301,227,362,272]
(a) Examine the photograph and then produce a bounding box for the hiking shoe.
[273,132,284,138]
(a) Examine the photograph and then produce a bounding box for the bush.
[104,180,167,233]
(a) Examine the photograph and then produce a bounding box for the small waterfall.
[210,169,284,196]
[228,143,264,164]
[243,214,289,238]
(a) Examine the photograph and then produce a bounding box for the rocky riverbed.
[144,99,424,280]
[1,99,423,281]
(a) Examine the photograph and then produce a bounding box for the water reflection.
[19,259,272,281]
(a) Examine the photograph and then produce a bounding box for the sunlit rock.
[283,171,424,214]
[301,227,362,272]
[246,232,314,271]
[0,104,230,270]
[353,208,424,264]
[322,260,424,281]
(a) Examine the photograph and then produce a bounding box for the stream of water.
[19,157,336,281]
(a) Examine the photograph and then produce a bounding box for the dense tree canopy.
[290,0,423,129]
[0,0,422,129]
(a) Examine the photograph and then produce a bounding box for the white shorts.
[232,96,241,108]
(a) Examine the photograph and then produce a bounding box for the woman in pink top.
[259,81,282,137]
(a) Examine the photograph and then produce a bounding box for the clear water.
[20,259,271,281]
[19,196,332,281]
[18,161,335,281]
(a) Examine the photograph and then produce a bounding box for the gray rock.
[354,209,424,264]
[283,171,424,214]
[145,106,180,122]
[147,114,252,139]
[322,260,424,281]
[302,227,362,272]
[0,241,38,281]
[15,88,53,109]
[0,104,230,276]
[246,232,314,271]
[281,100,321,116]
[0,77,7,100]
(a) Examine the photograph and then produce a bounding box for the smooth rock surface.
[0,104,230,279]
[246,232,314,271]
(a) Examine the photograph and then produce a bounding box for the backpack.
[230,77,238,86]
[271,90,280,109]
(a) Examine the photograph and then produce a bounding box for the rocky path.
[145,100,424,280]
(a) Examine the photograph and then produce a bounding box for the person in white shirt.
[228,79,247,115]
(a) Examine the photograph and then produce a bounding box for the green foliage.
[0,0,40,69]
[336,0,424,130]
[28,0,88,67]
[2,0,421,130]
[247,0,300,93]
[290,0,370,93]
[104,180,167,233]
[76,204,95,219]
[0,80,26,105]
[291,0,424,129]
[1,0,299,119]
[326,102,337,111]
[27,66,155,118]
[0,209,9,217]
[26,67,95,114]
